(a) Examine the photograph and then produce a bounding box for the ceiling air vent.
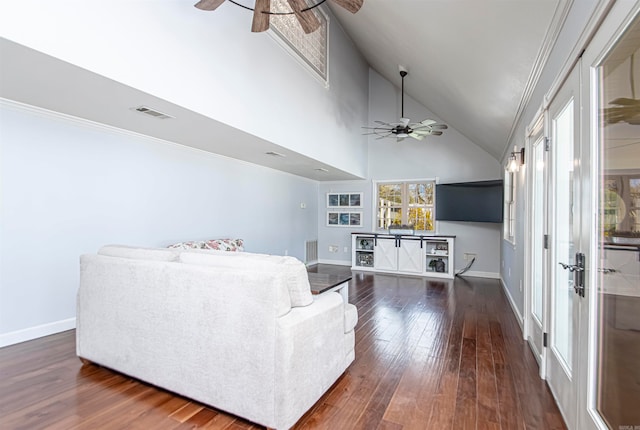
[132,106,174,120]
[265,151,286,157]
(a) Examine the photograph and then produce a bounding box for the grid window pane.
[376,181,435,232]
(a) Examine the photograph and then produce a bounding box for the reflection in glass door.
[532,138,545,324]
[596,14,640,429]
[552,99,575,370]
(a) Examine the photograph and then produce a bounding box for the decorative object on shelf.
[327,192,362,208]
[357,253,373,266]
[358,238,373,250]
[388,224,414,235]
[328,211,362,227]
[363,66,448,142]
[194,0,364,34]
[428,258,446,272]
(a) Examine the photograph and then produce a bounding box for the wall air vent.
[132,106,174,120]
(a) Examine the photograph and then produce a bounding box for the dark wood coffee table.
[307,272,351,303]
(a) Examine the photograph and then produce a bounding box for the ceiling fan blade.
[376,133,392,140]
[252,0,271,32]
[375,120,392,126]
[330,0,363,13]
[431,124,448,129]
[287,0,321,34]
[409,133,425,141]
[194,0,225,11]
[420,119,437,126]
[399,117,410,127]
[431,131,443,136]
[610,97,640,106]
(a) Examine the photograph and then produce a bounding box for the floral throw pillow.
[203,239,244,252]
[168,239,244,252]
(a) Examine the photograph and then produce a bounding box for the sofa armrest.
[273,292,347,428]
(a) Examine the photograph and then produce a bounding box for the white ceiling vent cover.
[132,106,174,119]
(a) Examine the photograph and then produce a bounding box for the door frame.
[524,112,548,379]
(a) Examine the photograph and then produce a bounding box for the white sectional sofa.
[76,245,358,430]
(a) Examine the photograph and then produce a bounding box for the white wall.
[0,100,319,345]
[500,0,603,319]
[317,69,503,276]
[0,0,370,178]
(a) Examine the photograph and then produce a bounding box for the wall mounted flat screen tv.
[436,180,504,223]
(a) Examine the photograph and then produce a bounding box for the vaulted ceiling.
[328,0,564,160]
[1,0,566,178]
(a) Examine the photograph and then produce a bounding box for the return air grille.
[305,239,318,265]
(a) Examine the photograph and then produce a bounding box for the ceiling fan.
[363,66,447,142]
[603,53,640,126]
[194,0,363,34]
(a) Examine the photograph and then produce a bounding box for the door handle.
[558,262,584,272]
[559,252,585,297]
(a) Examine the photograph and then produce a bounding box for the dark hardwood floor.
[0,266,566,429]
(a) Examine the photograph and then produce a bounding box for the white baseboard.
[317,258,352,266]
[456,270,500,279]
[499,278,524,332]
[0,318,76,348]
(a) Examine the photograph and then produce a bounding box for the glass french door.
[582,6,640,429]
[546,63,583,430]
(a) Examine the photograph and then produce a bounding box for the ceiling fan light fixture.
[363,66,447,142]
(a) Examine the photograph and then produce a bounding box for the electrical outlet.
[284,249,288,256]
[464,253,476,261]
[508,268,511,277]
[300,202,306,209]
[343,246,348,253]
[519,280,523,292]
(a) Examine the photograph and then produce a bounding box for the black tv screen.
[436,180,504,223]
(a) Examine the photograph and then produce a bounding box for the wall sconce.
[508,147,525,172]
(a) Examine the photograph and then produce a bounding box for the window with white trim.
[504,169,516,243]
[270,0,328,82]
[376,180,435,232]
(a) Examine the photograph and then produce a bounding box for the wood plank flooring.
[0,266,566,429]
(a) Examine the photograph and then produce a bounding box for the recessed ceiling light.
[131,105,174,120]
[265,151,286,157]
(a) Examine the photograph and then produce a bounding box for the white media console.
[351,233,455,279]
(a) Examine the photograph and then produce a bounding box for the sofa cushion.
[179,252,313,307]
[98,245,179,262]
[168,239,244,252]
